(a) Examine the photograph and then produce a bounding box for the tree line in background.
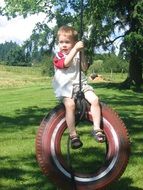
[0,41,129,76]
[0,0,143,90]
[0,41,45,66]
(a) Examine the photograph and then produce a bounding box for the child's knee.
[64,99,75,110]
[92,96,100,106]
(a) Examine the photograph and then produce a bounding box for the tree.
[84,0,143,90]
[1,0,76,59]
[1,0,143,89]
[7,46,26,65]
[0,41,24,64]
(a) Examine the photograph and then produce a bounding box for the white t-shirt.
[52,52,87,99]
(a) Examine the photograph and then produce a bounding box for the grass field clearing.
[0,65,143,190]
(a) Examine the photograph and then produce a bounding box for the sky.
[0,1,50,45]
[0,14,47,45]
[0,14,121,53]
[0,1,122,54]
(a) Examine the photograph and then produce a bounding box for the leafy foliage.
[0,42,25,65]
[0,0,143,87]
[88,54,129,74]
[40,54,54,77]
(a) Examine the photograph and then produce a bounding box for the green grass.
[0,65,143,190]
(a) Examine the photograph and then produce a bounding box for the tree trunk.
[129,52,143,87]
[121,2,143,91]
[121,52,143,91]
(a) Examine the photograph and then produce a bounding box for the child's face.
[58,34,75,54]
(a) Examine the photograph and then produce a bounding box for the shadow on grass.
[107,177,143,190]
[91,82,143,104]
[0,82,142,134]
[0,154,56,190]
[0,106,53,132]
[0,82,143,189]
[91,81,143,93]
[0,152,142,190]
[91,82,143,131]
[0,81,142,143]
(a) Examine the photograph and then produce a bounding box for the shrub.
[88,60,104,75]
[103,54,129,73]
[88,54,129,75]
[39,55,54,77]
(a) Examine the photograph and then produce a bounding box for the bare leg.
[84,91,101,130]
[85,91,105,142]
[63,97,83,148]
[63,97,77,137]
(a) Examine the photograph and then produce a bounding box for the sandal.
[70,135,83,149]
[92,129,106,143]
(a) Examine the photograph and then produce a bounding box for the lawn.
[0,65,143,190]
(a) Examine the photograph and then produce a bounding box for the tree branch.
[106,35,125,45]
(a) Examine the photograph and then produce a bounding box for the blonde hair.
[57,26,78,41]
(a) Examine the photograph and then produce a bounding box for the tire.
[36,102,130,190]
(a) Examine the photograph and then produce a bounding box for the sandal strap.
[70,135,83,149]
[92,129,106,142]
[93,129,104,133]
[70,134,78,139]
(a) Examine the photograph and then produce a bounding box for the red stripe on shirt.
[53,52,65,69]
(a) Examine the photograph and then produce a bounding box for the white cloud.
[0,0,5,7]
[0,13,48,44]
[0,0,56,45]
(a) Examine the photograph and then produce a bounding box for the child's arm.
[64,41,84,67]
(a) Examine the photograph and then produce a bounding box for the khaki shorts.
[72,83,94,99]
